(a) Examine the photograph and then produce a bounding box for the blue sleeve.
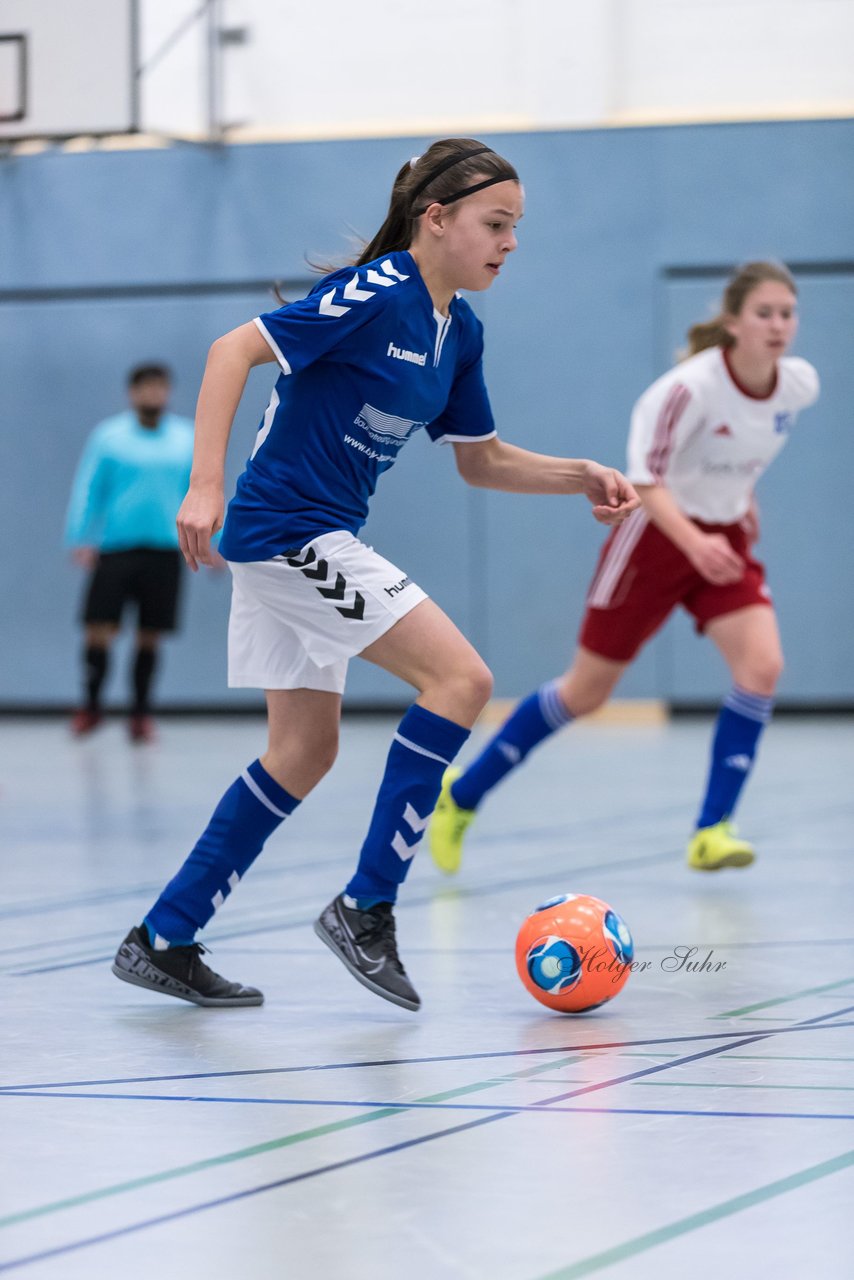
[426,322,496,444]
[254,265,395,375]
[64,428,110,546]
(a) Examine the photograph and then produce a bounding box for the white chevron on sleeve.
[392,830,421,862]
[319,287,350,317]
[365,269,396,288]
[403,802,430,834]
[381,260,409,281]
[343,273,376,302]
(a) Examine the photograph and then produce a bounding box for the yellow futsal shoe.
[429,767,476,875]
[686,820,755,872]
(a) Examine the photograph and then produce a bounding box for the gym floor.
[2,713,852,1278]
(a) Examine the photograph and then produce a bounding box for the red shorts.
[579,512,772,663]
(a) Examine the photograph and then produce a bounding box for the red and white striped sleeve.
[626,372,703,486]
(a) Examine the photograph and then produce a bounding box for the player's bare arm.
[453,437,639,523]
[637,483,745,585]
[178,323,278,570]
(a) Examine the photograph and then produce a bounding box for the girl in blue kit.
[112,137,639,1012]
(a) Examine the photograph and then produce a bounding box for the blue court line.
[6,845,677,974]
[3,1006,852,1269]
[2,1020,852,1094]
[7,930,852,964]
[0,798,681,923]
[534,1003,854,1108]
[3,1089,852,1123]
[0,1111,511,1274]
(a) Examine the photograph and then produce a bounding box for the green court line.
[534,1148,854,1279]
[617,1053,680,1060]
[0,1055,583,1229]
[725,1055,854,1063]
[713,977,854,1019]
[635,1081,854,1092]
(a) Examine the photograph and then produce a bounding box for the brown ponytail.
[685,261,797,356]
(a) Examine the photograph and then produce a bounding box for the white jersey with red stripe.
[626,347,819,523]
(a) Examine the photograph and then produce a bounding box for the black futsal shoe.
[314,894,420,1012]
[111,925,263,1007]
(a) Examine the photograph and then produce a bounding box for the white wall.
[138,0,854,140]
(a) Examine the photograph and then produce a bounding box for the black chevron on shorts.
[317,572,347,600]
[284,546,368,621]
[301,558,329,581]
[336,593,366,621]
[285,547,316,568]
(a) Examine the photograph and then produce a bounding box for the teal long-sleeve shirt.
[64,412,195,551]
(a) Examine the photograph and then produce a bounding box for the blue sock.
[451,680,573,811]
[144,759,299,948]
[696,686,774,829]
[345,704,470,903]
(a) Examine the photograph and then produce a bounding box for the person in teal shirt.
[64,363,194,741]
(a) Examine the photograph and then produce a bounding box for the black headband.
[438,174,514,206]
[409,146,494,203]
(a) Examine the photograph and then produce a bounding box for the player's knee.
[310,734,339,780]
[557,673,610,718]
[741,652,783,697]
[452,657,493,718]
[265,729,339,793]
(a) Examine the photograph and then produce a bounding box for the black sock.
[84,644,109,711]
[132,647,158,715]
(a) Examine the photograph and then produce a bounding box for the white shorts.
[227,530,428,694]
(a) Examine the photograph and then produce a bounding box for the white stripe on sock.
[393,732,450,765]
[538,680,572,732]
[240,769,290,818]
[724,688,773,724]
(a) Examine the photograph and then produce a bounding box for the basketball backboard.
[0,0,138,139]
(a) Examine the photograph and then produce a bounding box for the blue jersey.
[64,412,194,552]
[218,250,496,561]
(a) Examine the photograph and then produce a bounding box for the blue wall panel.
[1,120,852,707]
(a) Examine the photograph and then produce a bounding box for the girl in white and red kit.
[430,261,820,873]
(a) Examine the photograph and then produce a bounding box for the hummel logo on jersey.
[713,423,733,437]
[384,576,411,597]
[318,258,409,318]
[387,341,427,366]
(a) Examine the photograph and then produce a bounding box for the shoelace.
[356,906,406,972]
[169,940,212,978]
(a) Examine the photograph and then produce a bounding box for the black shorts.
[83,548,183,631]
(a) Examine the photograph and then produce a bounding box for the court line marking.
[2,1020,852,1093]
[0,1112,512,1274]
[636,1081,854,1092]
[4,1089,853,1122]
[532,1148,854,1279]
[1,1006,850,1246]
[713,976,854,1018]
[2,799,683,924]
[531,1004,854,1109]
[6,846,678,974]
[0,1056,583,1230]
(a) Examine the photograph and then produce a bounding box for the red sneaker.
[128,714,157,743]
[70,708,103,737]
